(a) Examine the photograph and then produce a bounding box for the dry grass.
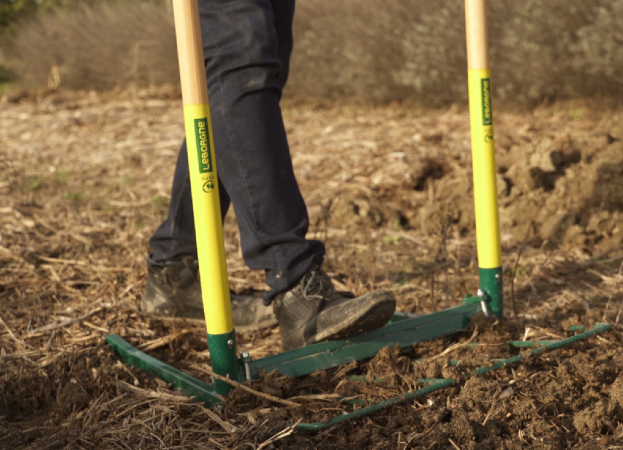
[288,0,623,105]
[3,0,177,90]
[2,0,623,104]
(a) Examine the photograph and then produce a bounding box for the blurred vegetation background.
[1,0,622,105]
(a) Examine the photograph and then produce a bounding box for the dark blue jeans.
[149,0,325,304]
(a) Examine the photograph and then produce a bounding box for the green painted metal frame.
[106,296,487,406]
[106,323,611,431]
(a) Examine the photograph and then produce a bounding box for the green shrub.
[0,0,90,33]
[0,60,12,82]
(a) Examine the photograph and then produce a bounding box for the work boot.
[273,266,396,351]
[142,257,277,332]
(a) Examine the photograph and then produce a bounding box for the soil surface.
[1,88,623,449]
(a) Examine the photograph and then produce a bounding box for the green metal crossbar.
[243,299,484,380]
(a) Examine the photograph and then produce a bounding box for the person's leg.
[195,0,395,349]
[149,143,230,265]
[272,0,295,91]
[150,0,295,265]
[151,0,324,302]
[200,0,326,304]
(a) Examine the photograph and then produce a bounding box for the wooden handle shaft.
[465,0,489,70]
[172,0,208,105]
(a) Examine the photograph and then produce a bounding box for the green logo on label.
[202,180,215,193]
[481,78,492,126]
[195,118,213,174]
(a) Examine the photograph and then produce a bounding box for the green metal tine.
[106,335,224,407]
[293,323,611,431]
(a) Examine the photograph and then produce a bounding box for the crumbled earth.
[1,89,623,448]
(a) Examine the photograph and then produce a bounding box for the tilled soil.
[1,89,623,449]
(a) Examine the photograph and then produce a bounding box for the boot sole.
[308,292,396,346]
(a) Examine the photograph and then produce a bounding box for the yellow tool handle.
[465,0,501,269]
[172,0,233,335]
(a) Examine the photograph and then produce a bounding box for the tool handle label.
[481,78,493,126]
[195,118,214,174]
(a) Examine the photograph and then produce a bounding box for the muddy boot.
[273,266,396,351]
[142,257,277,332]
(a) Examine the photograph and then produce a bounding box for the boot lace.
[300,268,336,301]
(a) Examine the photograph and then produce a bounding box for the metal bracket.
[477,289,491,317]
[240,352,252,381]
[462,291,491,317]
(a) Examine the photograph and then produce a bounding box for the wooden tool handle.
[465,0,489,70]
[172,0,208,105]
